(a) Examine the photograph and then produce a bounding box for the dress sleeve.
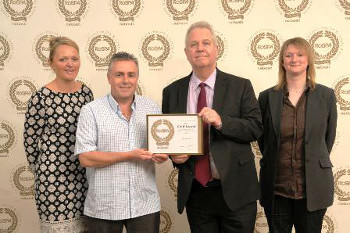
[23,91,46,172]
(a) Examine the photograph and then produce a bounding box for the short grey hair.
[185,21,218,47]
[108,52,139,74]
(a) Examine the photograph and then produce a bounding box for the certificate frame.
[147,114,203,155]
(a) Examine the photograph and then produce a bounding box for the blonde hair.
[275,37,316,90]
[49,36,79,63]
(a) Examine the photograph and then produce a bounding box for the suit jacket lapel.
[305,87,317,140]
[269,89,284,139]
[212,69,228,114]
[178,75,191,113]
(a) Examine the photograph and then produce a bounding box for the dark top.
[258,84,337,212]
[24,84,93,222]
[275,89,307,199]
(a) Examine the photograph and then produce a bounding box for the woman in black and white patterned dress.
[24,37,93,233]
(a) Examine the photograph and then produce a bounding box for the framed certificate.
[147,114,203,155]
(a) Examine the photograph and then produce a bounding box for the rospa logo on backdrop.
[86,32,119,71]
[0,33,12,70]
[11,164,35,199]
[1,0,35,25]
[163,0,197,24]
[110,0,143,25]
[0,120,17,157]
[7,77,37,114]
[275,0,311,22]
[335,0,350,20]
[0,206,20,233]
[219,0,254,24]
[333,76,350,115]
[308,28,342,69]
[167,168,178,200]
[56,0,89,26]
[32,33,57,69]
[249,30,281,70]
[160,209,173,233]
[334,167,350,204]
[139,32,172,70]
[215,32,228,62]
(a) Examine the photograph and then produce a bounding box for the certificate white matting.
[147,114,203,155]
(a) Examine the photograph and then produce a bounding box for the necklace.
[288,88,304,93]
[288,86,306,93]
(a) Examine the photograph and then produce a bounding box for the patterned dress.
[23,84,93,233]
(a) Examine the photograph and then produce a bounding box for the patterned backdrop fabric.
[1,1,350,232]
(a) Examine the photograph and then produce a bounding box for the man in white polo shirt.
[75,52,168,233]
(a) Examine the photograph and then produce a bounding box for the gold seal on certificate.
[147,114,203,154]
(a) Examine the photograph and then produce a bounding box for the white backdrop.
[1,0,350,232]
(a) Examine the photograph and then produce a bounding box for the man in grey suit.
[162,21,262,233]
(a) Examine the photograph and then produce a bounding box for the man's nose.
[197,43,204,52]
[122,75,129,82]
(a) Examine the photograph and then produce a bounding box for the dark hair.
[108,52,139,74]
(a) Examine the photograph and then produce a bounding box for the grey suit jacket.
[162,69,262,213]
[257,84,337,212]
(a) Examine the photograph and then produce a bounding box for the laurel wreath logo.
[88,35,117,67]
[309,30,339,65]
[339,0,350,15]
[334,168,350,201]
[254,211,267,233]
[334,78,350,110]
[160,210,172,233]
[136,84,143,96]
[167,168,178,198]
[58,0,87,22]
[3,0,33,21]
[35,35,56,67]
[166,0,195,20]
[323,214,335,233]
[216,35,224,61]
[251,32,280,66]
[0,35,10,66]
[142,34,170,67]
[221,0,251,20]
[9,79,36,112]
[151,119,174,146]
[251,141,262,158]
[0,122,15,154]
[0,207,18,232]
[13,165,35,196]
[112,0,141,21]
[278,0,309,18]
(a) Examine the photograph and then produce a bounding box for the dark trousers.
[265,195,327,233]
[186,180,257,233]
[85,212,160,233]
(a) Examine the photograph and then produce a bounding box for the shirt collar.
[107,93,137,113]
[283,82,311,97]
[190,69,217,91]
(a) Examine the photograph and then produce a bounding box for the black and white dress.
[24,84,93,233]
